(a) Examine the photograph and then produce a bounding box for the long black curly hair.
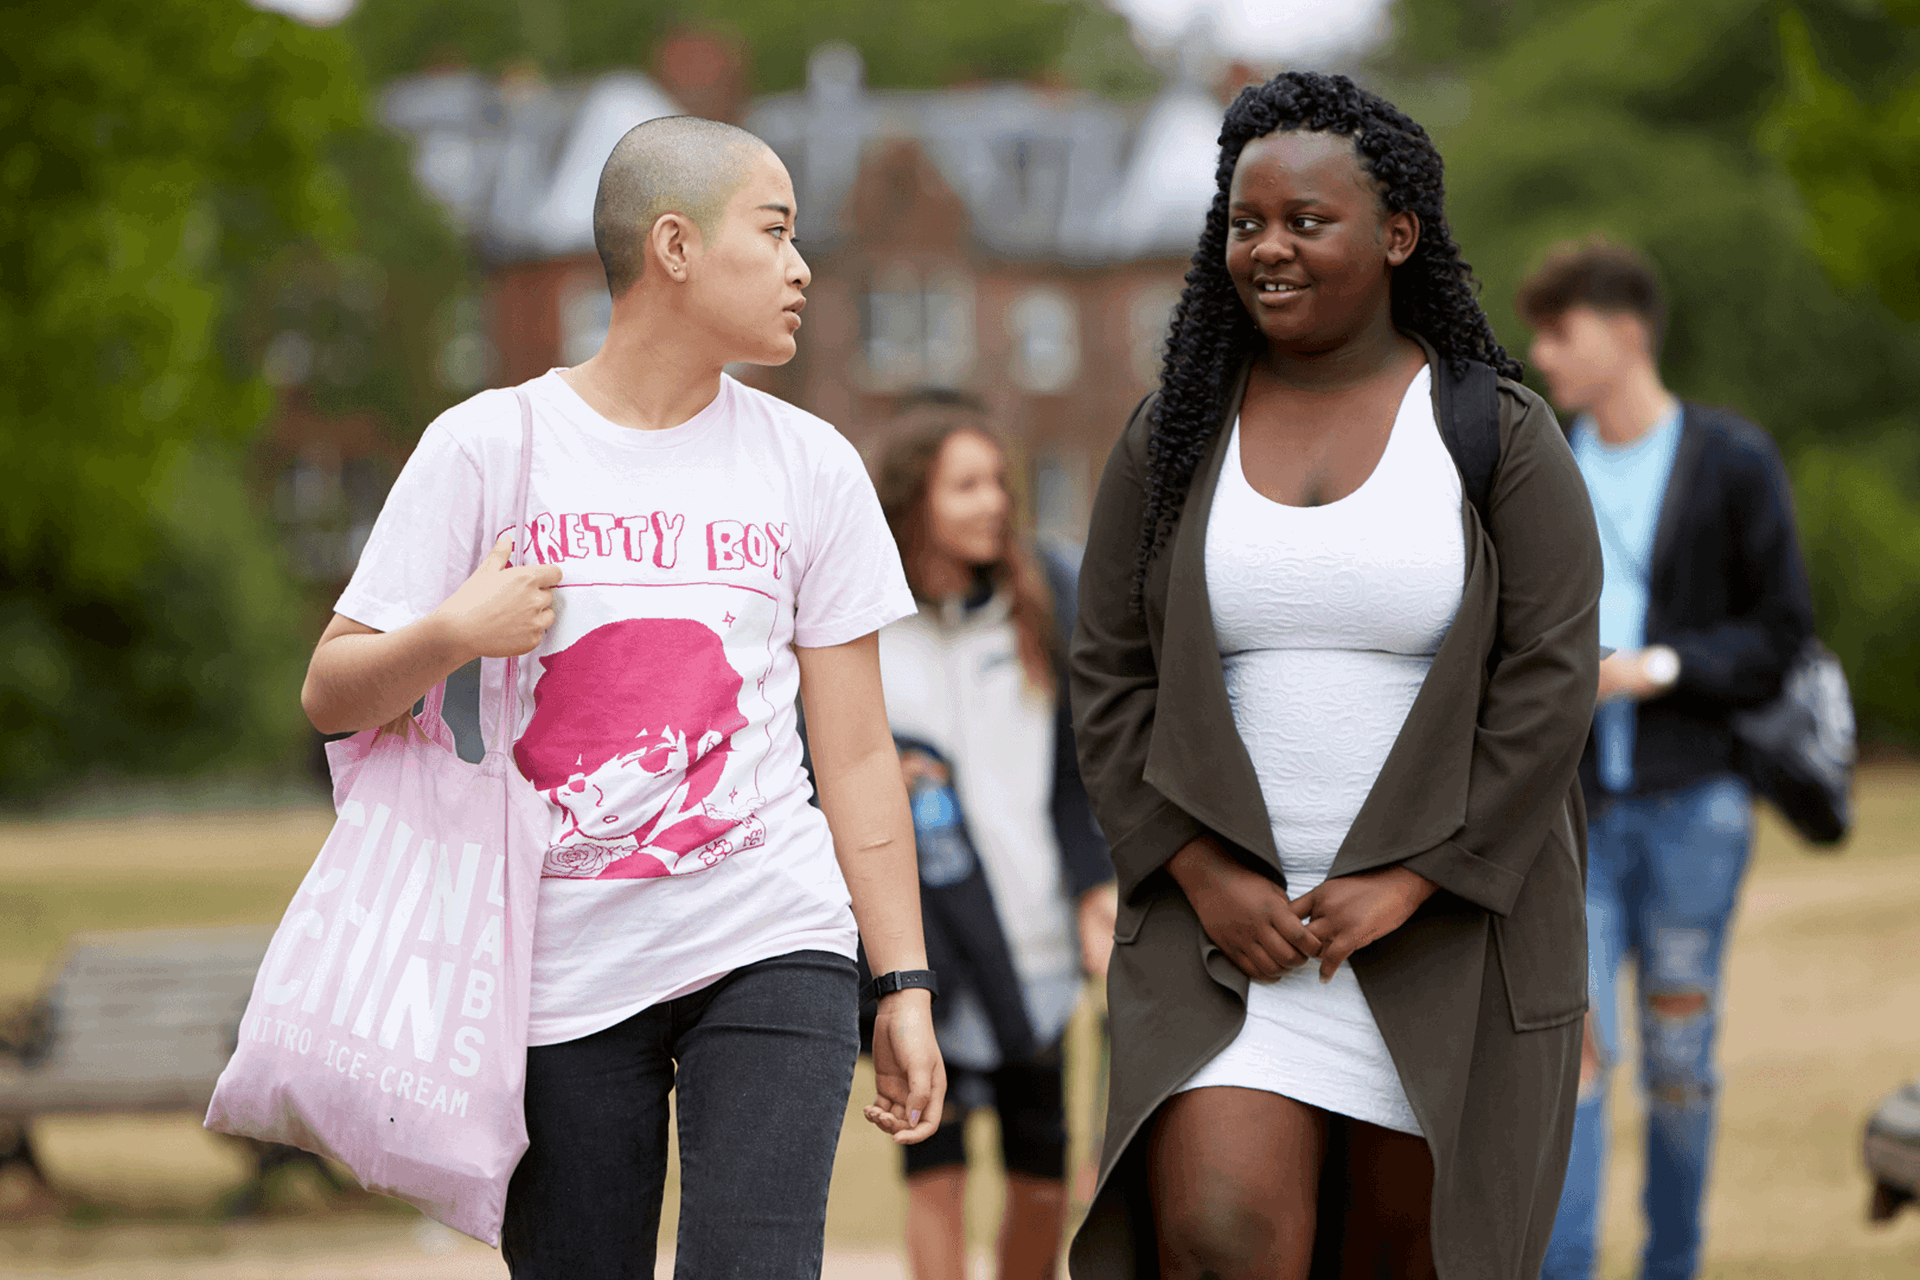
[1132,71,1519,606]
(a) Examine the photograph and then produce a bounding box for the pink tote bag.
[207,391,545,1245]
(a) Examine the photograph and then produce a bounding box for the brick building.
[376,41,1225,545]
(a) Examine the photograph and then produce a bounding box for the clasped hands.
[1167,837,1437,982]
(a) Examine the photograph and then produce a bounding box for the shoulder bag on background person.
[205,390,547,1245]
[1730,638,1856,845]
[1579,439,1856,847]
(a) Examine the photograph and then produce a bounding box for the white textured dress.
[1176,366,1464,1135]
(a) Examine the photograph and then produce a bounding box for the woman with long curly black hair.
[1067,73,1601,1279]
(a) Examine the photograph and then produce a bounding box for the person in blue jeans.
[1517,239,1814,1280]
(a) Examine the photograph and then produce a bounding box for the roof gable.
[380,52,1222,267]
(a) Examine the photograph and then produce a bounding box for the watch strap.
[864,968,938,1005]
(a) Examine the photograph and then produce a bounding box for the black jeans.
[501,949,860,1279]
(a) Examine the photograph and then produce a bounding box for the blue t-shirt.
[1571,405,1682,791]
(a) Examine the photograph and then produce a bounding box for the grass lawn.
[1,768,1917,1277]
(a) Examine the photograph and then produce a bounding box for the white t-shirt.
[335,370,915,1045]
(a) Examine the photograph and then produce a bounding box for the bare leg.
[1334,1118,1436,1280]
[906,1167,969,1280]
[997,1173,1067,1280]
[1150,1087,1328,1280]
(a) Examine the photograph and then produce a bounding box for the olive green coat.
[1066,355,1603,1280]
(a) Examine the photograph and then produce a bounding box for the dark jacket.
[1067,352,1602,1280]
[1578,402,1815,799]
[867,552,1112,1064]
[1040,544,1115,900]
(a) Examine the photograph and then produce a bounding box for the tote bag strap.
[419,679,447,728]
[486,388,537,758]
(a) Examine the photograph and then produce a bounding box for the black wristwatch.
[864,968,938,1005]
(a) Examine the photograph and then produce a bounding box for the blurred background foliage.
[0,0,466,801]
[1763,0,1920,322]
[0,0,1915,803]
[1,0,347,799]
[1378,0,1920,741]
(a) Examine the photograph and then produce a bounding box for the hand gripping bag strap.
[489,389,537,757]
[415,391,534,757]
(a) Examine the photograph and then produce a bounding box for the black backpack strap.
[1434,358,1501,530]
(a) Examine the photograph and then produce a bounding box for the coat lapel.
[1325,499,1493,877]
[1141,362,1283,870]
[1325,361,1497,877]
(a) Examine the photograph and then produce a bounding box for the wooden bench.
[0,925,345,1211]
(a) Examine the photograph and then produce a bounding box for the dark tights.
[1149,1086,1436,1280]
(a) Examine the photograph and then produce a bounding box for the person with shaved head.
[303,115,945,1276]
[592,116,766,297]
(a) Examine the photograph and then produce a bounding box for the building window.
[560,275,613,367]
[274,453,394,584]
[861,266,976,390]
[1001,136,1068,212]
[922,271,976,387]
[1129,283,1183,386]
[864,265,922,389]
[262,330,315,388]
[436,293,493,392]
[1034,451,1089,550]
[1007,287,1080,394]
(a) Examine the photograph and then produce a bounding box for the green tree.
[344,0,1159,98]
[0,0,370,800]
[1376,0,1920,741]
[1762,1,1920,321]
[1761,0,1920,740]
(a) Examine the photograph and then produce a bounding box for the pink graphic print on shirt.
[513,616,767,881]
